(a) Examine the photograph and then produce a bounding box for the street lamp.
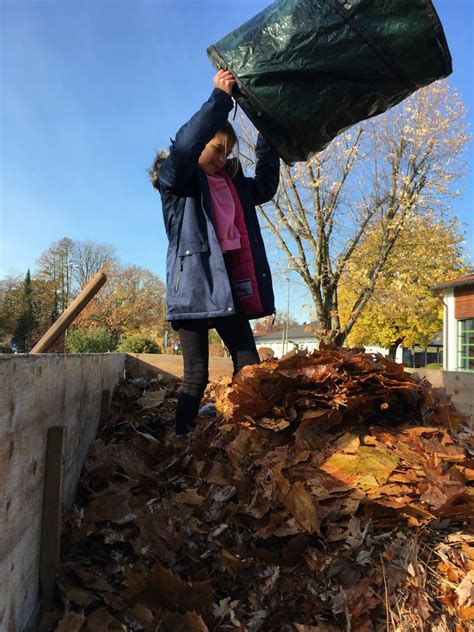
[282,276,291,355]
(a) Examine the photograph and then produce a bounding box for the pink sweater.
[207,172,242,252]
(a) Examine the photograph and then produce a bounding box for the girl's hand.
[213,69,235,96]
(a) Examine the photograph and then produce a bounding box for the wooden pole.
[39,426,65,613]
[30,272,107,353]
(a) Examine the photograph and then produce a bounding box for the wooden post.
[98,389,111,432]
[39,426,65,613]
[30,272,107,353]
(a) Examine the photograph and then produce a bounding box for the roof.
[255,322,318,342]
[431,273,474,291]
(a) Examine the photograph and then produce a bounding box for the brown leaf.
[84,607,123,631]
[451,464,474,482]
[195,460,232,486]
[300,408,342,432]
[56,610,86,632]
[273,465,320,534]
[126,604,156,623]
[62,585,95,608]
[124,567,147,598]
[294,419,328,450]
[295,409,342,450]
[253,416,291,431]
[85,493,136,524]
[220,548,247,576]
[294,624,341,631]
[160,610,209,631]
[457,570,474,607]
[137,388,167,409]
[174,488,206,506]
[281,533,312,565]
[144,561,213,614]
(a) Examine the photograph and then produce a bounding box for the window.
[458,318,474,371]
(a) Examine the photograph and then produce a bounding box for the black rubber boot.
[175,392,201,435]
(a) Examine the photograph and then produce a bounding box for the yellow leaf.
[320,445,399,488]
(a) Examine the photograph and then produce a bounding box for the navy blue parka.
[158,88,280,322]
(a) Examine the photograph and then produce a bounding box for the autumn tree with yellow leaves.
[339,215,467,357]
[74,264,167,343]
[240,81,469,346]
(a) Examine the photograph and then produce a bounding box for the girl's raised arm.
[244,134,280,205]
[159,71,235,193]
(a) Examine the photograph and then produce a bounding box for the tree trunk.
[333,330,347,348]
[388,337,404,361]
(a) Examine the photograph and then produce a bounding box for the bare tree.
[239,81,468,345]
[35,237,117,319]
[36,237,74,313]
[71,240,117,287]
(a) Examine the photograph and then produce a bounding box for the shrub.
[209,343,226,357]
[65,328,117,353]
[424,362,442,370]
[258,346,275,361]
[116,334,161,354]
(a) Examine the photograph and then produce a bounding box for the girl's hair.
[218,121,240,178]
[148,121,240,190]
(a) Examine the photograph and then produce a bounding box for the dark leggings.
[173,311,260,433]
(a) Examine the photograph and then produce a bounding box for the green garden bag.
[207,0,452,163]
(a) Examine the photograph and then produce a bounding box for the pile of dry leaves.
[54,349,474,631]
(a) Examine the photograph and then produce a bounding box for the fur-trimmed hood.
[149,148,170,191]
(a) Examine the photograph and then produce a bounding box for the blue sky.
[1,0,473,321]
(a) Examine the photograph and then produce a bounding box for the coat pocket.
[174,242,210,293]
[177,241,210,256]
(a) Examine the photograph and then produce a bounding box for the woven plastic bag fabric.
[207,0,452,164]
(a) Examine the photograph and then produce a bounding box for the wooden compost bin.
[0,352,233,631]
[406,368,474,419]
[0,353,126,632]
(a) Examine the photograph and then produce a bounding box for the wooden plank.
[39,426,65,614]
[30,272,107,353]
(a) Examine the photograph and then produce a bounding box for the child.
[151,69,280,435]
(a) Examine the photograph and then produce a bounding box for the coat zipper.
[175,195,205,294]
[175,258,183,292]
[201,191,207,217]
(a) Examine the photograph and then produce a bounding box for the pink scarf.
[207,173,241,252]
[214,169,264,316]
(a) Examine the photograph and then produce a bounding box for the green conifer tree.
[13,269,39,352]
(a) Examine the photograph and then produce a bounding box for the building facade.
[255,322,443,367]
[254,323,319,359]
[432,273,474,371]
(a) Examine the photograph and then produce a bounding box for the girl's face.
[198,132,234,175]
